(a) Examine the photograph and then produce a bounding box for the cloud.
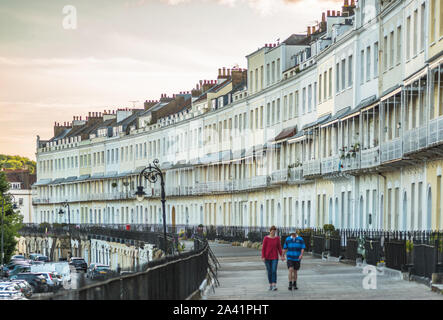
[124,0,344,16]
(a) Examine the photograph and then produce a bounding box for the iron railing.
[43,240,210,300]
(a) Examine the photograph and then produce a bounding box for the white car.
[0,283,26,300]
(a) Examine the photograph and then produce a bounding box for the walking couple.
[261,226,305,291]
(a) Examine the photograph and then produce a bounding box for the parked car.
[8,264,31,277]
[69,257,87,272]
[10,279,33,298]
[36,255,49,262]
[10,255,26,261]
[0,282,25,300]
[2,260,29,278]
[87,264,111,280]
[9,273,48,293]
[38,272,61,292]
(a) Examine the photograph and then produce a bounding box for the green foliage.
[0,154,36,174]
[0,172,23,263]
[406,240,414,253]
[323,224,335,232]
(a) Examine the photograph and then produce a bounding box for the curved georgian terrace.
[33,0,443,234]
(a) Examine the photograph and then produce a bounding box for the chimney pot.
[327,10,330,16]
[223,67,226,76]
[332,10,335,16]
[307,26,311,35]
[337,11,340,16]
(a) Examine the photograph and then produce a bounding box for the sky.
[0,0,344,160]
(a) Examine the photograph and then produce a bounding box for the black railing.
[44,240,210,300]
[329,236,341,258]
[364,239,383,266]
[19,223,178,255]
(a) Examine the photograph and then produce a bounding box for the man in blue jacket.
[283,230,305,290]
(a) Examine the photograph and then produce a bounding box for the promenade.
[205,241,443,300]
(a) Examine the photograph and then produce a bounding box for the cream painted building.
[33,0,443,232]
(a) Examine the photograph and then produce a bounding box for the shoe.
[268,285,273,291]
[293,282,298,290]
[288,282,293,291]
[272,286,278,291]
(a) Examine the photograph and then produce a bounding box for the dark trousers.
[264,259,278,284]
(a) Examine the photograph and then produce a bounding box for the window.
[272,61,275,83]
[431,0,436,43]
[314,82,317,110]
[295,91,299,117]
[336,63,340,93]
[390,31,394,67]
[277,99,281,122]
[283,96,288,121]
[266,103,270,126]
[420,3,425,51]
[324,71,327,99]
[302,88,306,114]
[413,10,418,56]
[319,74,322,103]
[328,69,332,98]
[374,42,379,77]
[348,55,353,86]
[406,17,411,60]
[397,26,402,64]
[271,101,275,124]
[308,85,312,113]
[289,93,293,118]
[361,49,365,83]
[260,106,264,128]
[383,36,388,70]
[277,59,281,81]
[266,64,270,86]
[341,60,346,90]
[366,46,371,81]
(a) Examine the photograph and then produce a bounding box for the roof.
[302,113,331,130]
[273,125,298,142]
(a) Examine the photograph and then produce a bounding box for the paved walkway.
[205,241,443,300]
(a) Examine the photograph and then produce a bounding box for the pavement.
[205,241,443,300]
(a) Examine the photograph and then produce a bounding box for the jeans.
[264,259,278,284]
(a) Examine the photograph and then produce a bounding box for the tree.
[0,154,36,174]
[0,171,23,264]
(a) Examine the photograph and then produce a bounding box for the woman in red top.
[261,226,284,291]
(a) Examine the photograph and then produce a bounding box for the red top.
[261,236,282,260]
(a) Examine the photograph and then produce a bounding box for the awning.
[50,178,65,185]
[76,174,91,182]
[33,179,52,187]
[381,85,402,101]
[321,107,351,128]
[132,166,146,174]
[103,171,118,179]
[302,113,331,130]
[288,130,306,144]
[404,67,428,86]
[272,125,298,143]
[117,171,132,178]
[64,176,78,183]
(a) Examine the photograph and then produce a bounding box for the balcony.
[303,159,321,177]
[288,166,304,184]
[380,138,403,163]
[270,169,288,184]
[321,155,340,175]
[340,151,360,172]
[249,175,269,189]
[428,116,443,147]
[403,126,427,155]
[361,147,380,169]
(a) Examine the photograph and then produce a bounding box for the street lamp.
[135,159,168,254]
[58,201,73,260]
[1,194,17,269]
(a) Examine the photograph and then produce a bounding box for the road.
[206,241,443,300]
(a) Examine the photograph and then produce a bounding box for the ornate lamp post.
[135,159,168,254]
[58,200,73,259]
[1,194,17,268]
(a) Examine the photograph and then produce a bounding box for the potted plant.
[111,182,118,188]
